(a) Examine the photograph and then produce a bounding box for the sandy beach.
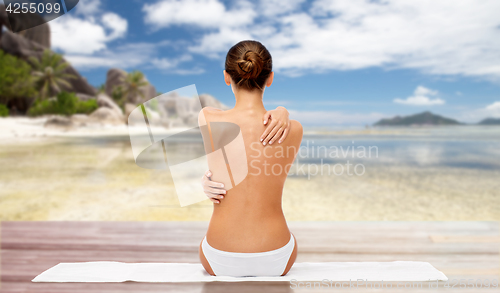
[0,116,192,144]
[0,117,499,221]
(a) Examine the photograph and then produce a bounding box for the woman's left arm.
[260,106,291,145]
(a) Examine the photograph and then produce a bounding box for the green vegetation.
[29,49,77,100]
[111,70,150,109]
[28,91,98,117]
[75,99,98,115]
[374,111,461,126]
[120,70,148,102]
[0,104,9,117]
[0,50,36,105]
[111,85,125,109]
[1,48,152,117]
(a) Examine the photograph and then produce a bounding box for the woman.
[197,40,303,277]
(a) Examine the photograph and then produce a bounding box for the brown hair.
[225,40,272,91]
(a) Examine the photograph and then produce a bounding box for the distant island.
[478,118,500,125]
[374,111,461,126]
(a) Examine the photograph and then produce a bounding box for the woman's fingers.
[260,119,276,143]
[260,107,290,144]
[278,121,291,144]
[261,120,280,145]
[206,192,224,200]
[262,111,272,125]
[268,126,285,145]
[204,188,225,203]
[202,170,224,188]
[201,170,226,203]
[263,121,283,145]
[204,180,225,189]
[279,124,290,143]
[204,186,226,195]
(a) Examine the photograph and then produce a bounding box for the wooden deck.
[1,221,498,292]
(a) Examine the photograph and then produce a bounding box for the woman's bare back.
[199,106,303,253]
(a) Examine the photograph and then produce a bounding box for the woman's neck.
[233,88,266,112]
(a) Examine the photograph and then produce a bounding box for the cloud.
[101,13,128,41]
[65,42,162,70]
[51,8,127,54]
[485,101,500,113]
[289,110,385,125]
[75,0,102,15]
[51,1,198,73]
[51,16,109,54]
[143,0,500,80]
[394,86,445,106]
[259,0,305,17]
[151,54,205,74]
[64,41,204,73]
[143,0,255,30]
[168,68,206,75]
[482,101,500,118]
[152,54,193,69]
[49,0,210,74]
[187,27,253,58]
[455,101,500,122]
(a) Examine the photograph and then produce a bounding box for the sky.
[47,0,500,126]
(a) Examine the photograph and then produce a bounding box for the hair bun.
[236,51,263,80]
[225,40,272,91]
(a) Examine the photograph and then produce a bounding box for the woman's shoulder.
[283,120,303,146]
[200,106,224,116]
[198,107,226,125]
[290,120,303,134]
[203,106,224,113]
[290,120,303,138]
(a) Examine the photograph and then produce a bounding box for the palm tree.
[111,85,125,109]
[28,49,77,100]
[120,70,149,104]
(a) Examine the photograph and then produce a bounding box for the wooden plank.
[1,221,498,293]
[430,235,500,243]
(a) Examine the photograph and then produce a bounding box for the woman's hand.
[260,106,291,146]
[201,170,226,204]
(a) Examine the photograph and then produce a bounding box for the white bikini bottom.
[201,234,295,277]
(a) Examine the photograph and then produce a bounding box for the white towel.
[32,261,448,283]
